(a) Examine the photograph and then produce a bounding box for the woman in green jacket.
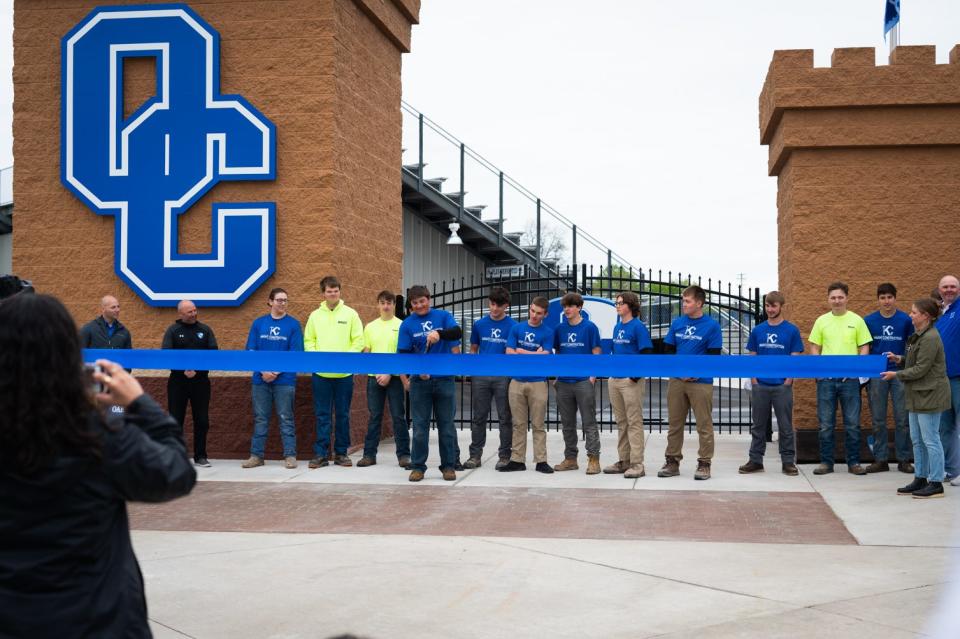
[881,298,951,499]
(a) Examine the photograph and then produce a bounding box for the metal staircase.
[401,102,636,279]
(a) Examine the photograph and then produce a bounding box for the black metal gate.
[425,265,762,433]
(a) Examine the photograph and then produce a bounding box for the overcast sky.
[3,0,960,292]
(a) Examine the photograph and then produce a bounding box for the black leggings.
[167,376,211,459]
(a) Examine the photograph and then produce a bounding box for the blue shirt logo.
[61,4,277,306]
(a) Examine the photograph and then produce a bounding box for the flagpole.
[889,23,900,55]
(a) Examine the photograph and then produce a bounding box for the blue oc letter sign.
[61,4,277,306]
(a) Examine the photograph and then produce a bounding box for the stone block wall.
[12,0,419,457]
[760,45,960,460]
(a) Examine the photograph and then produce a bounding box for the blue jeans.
[867,377,911,462]
[363,376,410,459]
[940,377,960,478]
[312,375,354,457]
[816,378,862,466]
[250,383,297,458]
[911,411,945,481]
[409,377,457,473]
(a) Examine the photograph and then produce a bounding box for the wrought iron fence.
[423,265,762,433]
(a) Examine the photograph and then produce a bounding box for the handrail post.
[498,171,504,246]
[458,142,464,220]
[572,224,577,274]
[417,113,424,192]
[535,198,541,272]
[607,249,612,296]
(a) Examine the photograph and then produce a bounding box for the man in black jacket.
[162,299,219,467]
[79,295,132,349]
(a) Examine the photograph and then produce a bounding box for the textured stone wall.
[760,45,960,459]
[13,0,419,458]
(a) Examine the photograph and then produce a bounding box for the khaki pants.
[609,377,646,465]
[666,378,715,462]
[509,380,548,463]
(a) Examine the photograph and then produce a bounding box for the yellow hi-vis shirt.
[364,316,402,377]
[808,311,872,355]
[303,300,364,378]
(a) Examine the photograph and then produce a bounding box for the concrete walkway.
[133,431,960,639]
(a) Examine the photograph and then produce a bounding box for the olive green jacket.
[896,325,951,413]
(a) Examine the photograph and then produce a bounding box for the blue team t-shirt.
[553,318,601,383]
[398,308,461,380]
[664,314,723,384]
[470,314,518,355]
[940,303,960,378]
[506,321,554,382]
[246,314,304,385]
[864,310,914,372]
[746,320,804,385]
[610,317,654,355]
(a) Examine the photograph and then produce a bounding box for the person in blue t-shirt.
[500,296,555,474]
[739,291,804,476]
[551,292,603,474]
[864,282,915,474]
[397,285,462,482]
[603,291,654,479]
[242,287,304,470]
[934,275,960,484]
[658,285,723,481]
[462,287,517,471]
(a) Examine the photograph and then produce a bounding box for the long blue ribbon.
[83,349,886,378]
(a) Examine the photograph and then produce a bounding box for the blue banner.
[83,349,886,379]
[884,0,900,37]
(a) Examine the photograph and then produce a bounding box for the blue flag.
[884,0,900,38]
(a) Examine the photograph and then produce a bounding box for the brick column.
[13,0,420,458]
[760,45,960,461]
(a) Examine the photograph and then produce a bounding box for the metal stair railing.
[401,102,638,278]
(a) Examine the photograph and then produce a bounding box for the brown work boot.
[442,468,456,481]
[356,457,376,467]
[865,461,889,473]
[603,460,628,474]
[308,456,329,469]
[738,461,764,474]
[812,463,833,475]
[408,470,424,482]
[462,457,482,469]
[848,464,867,476]
[694,461,711,481]
[782,463,799,476]
[241,456,264,469]
[398,455,412,469]
[624,464,645,479]
[333,454,353,467]
[657,457,680,478]
[586,455,601,475]
[897,462,915,474]
[553,457,579,472]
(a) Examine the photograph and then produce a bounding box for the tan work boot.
[624,463,645,479]
[694,461,711,481]
[657,457,680,477]
[408,470,424,482]
[241,456,264,469]
[602,460,628,474]
[586,455,601,475]
[284,456,298,469]
[442,468,456,481]
[553,457,579,472]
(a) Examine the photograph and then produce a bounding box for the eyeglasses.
[273,298,289,303]
[614,301,625,306]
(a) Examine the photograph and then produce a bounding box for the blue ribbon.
[83,349,886,378]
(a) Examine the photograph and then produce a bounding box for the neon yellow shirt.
[364,317,402,377]
[809,311,872,355]
[303,300,364,378]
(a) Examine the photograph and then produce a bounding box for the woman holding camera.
[0,294,196,637]
[881,297,951,499]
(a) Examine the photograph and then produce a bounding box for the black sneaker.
[738,461,764,474]
[194,457,211,467]
[912,481,944,499]
[535,462,554,474]
[498,461,526,472]
[897,477,927,495]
